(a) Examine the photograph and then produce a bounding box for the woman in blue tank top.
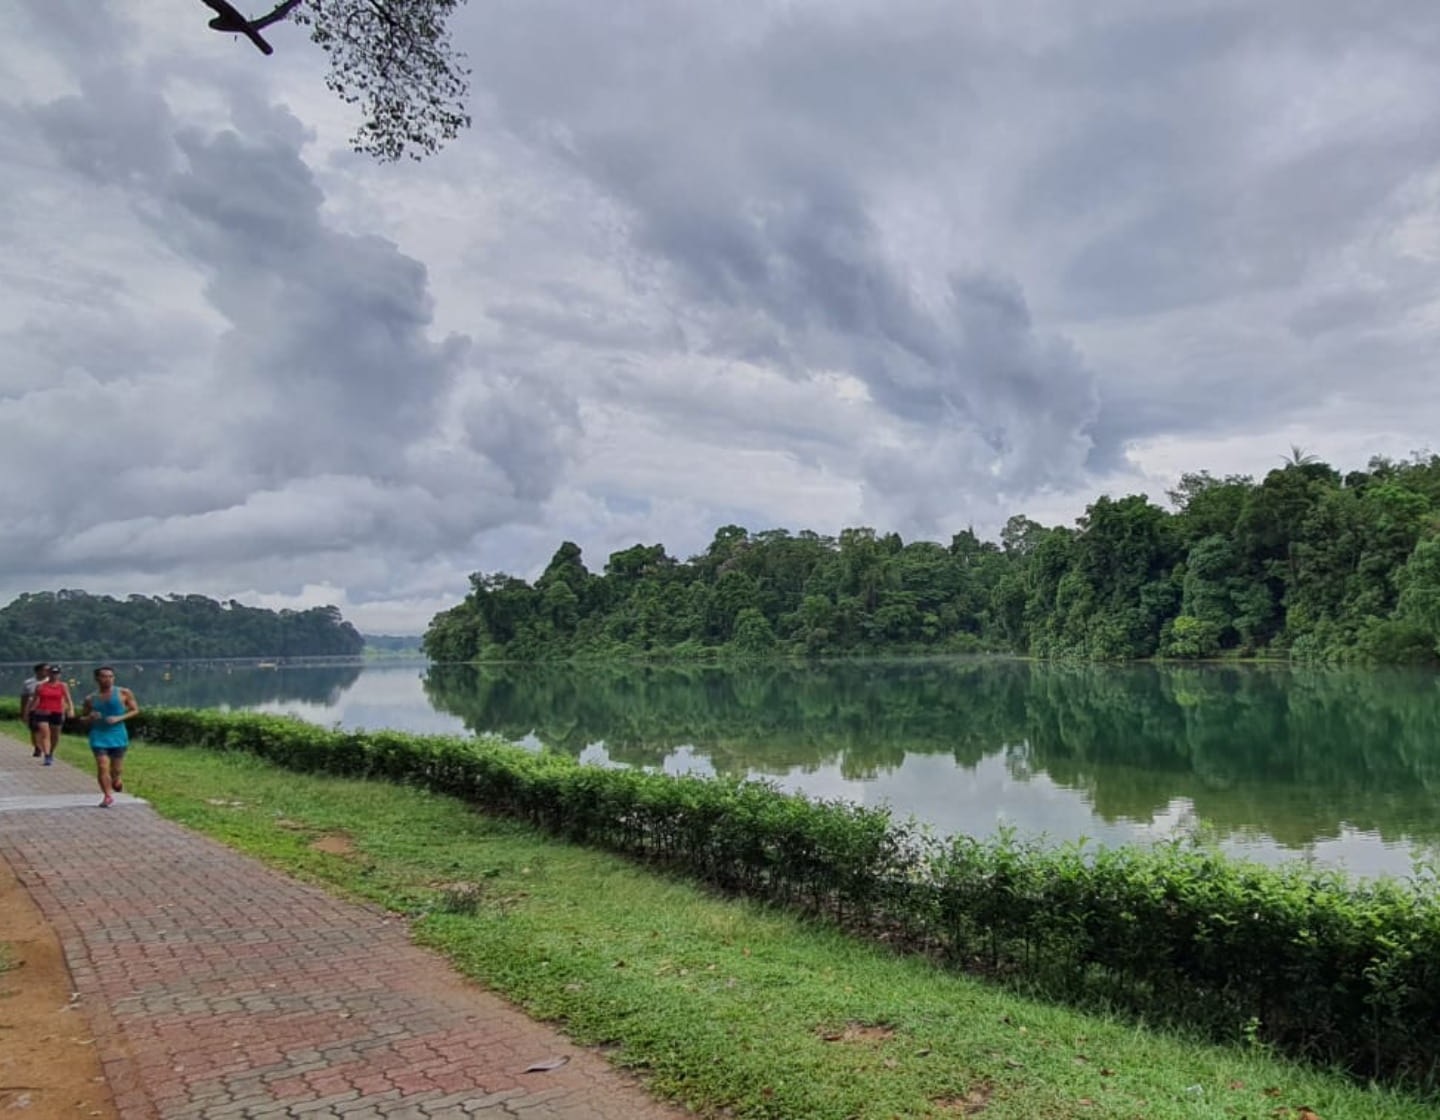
[81,666,140,808]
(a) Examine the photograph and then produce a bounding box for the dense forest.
[0,591,364,661]
[423,452,1440,664]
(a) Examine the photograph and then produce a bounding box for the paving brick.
[0,736,684,1120]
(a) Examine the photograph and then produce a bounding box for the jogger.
[81,667,139,807]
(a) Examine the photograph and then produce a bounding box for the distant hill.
[0,590,364,661]
[363,633,424,654]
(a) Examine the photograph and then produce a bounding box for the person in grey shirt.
[19,661,47,758]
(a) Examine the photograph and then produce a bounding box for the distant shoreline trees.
[424,452,1440,665]
[0,591,364,661]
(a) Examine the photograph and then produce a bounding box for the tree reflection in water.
[424,658,1440,863]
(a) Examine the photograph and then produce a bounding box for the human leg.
[109,749,126,793]
[94,750,114,806]
[29,715,44,757]
[41,715,61,763]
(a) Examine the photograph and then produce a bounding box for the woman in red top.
[31,664,73,766]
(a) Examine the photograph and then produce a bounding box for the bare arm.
[119,689,140,721]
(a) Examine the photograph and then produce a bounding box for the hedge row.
[8,700,1437,1088]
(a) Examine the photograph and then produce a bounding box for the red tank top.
[33,680,67,713]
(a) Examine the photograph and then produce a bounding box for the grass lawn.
[57,731,1438,1120]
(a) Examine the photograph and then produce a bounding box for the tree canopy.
[205,0,471,161]
[423,452,1440,665]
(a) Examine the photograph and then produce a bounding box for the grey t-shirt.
[20,675,38,708]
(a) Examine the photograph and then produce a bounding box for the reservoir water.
[12,657,1440,877]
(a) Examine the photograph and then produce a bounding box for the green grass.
[48,730,1438,1120]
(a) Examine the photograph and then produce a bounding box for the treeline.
[0,590,364,661]
[362,633,424,655]
[424,452,1440,664]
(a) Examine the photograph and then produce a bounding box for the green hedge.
[8,699,1436,1088]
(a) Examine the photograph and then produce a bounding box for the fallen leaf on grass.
[524,1056,570,1072]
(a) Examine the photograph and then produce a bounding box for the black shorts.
[32,711,63,727]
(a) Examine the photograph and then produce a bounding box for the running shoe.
[99,795,113,809]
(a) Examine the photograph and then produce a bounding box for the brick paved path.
[0,735,688,1120]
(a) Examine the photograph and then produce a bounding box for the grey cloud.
[487,297,681,352]
[458,377,576,504]
[15,0,131,66]
[1,46,577,595]
[1287,291,1392,341]
[35,71,176,184]
[1027,4,1440,320]
[458,2,1104,496]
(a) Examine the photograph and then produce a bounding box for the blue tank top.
[89,689,130,749]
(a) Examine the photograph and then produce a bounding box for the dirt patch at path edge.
[0,855,117,1118]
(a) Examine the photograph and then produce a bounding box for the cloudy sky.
[3,0,1440,633]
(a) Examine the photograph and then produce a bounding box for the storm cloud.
[4,0,1440,629]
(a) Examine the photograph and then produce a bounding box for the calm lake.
[12,658,1440,877]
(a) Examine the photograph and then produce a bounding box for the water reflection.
[424,659,1440,874]
[9,657,1438,873]
[2,660,363,708]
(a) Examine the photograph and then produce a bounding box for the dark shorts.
[33,711,63,727]
[91,746,128,759]
[27,712,44,730]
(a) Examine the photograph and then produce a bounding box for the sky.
[3,0,1440,634]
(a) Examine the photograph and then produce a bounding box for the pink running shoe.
[99,796,114,809]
